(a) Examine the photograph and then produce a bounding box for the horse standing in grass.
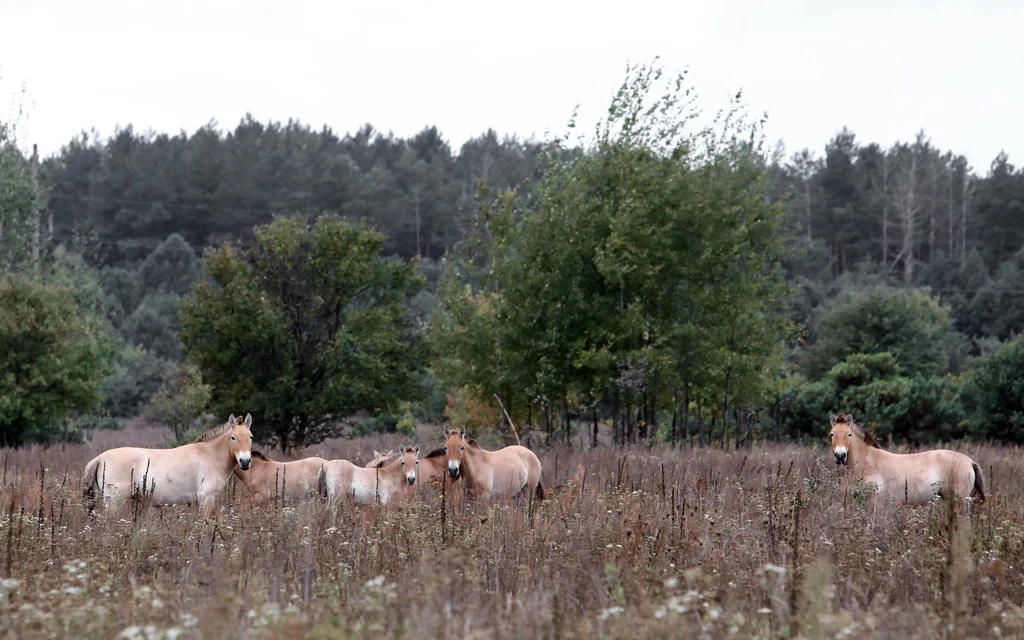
[828,412,985,505]
[317,452,410,504]
[82,413,254,515]
[443,428,543,501]
[232,451,328,502]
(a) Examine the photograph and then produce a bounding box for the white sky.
[1,0,1021,171]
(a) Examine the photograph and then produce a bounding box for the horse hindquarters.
[971,461,986,503]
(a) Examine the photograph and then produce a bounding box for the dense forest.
[3,63,1024,448]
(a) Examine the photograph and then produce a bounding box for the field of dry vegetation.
[0,423,1021,639]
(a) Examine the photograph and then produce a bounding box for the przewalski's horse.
[232,451,328,502]
[828,412,985,506]
[82,413,254,515]
[365,449,395,468]
[443,428,543,501]
[317,453,410,504]
[401,445,448,487]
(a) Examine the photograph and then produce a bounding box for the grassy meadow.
[0,423,1021,639]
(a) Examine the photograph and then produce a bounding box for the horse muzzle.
[406,475,416,486]
[238,456,252,471]
[447,464,460,479]
[833,449,847,465]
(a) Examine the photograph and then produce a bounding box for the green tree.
[181,213,425,449]
[433,60,794,444]
[150,362,212,444]
[805,286,966,378]
[0,273,116,445]
[962,336,1024,442]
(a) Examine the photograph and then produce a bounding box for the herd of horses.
[77,411,987,517]
[80,414,545,515]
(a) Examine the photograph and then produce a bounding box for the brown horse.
[443,428,543,501]
[828,412,985,505]
[232,450,328,502]
[82,413,253,515]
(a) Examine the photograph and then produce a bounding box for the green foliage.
[771,352,965,444]
[122,292,183,360]
[0,142,37,273]
[962,336,1024,442]
[180,213,426,449]
[0,273,116,445]
[433,60,794,440]
[805,286,966,378]
[149,362,212,444]
[101,344,170,419]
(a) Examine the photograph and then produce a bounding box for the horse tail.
[535,477,545,501]
[82,456,102,504]
[971,461,986,504]
[317,464,328,499]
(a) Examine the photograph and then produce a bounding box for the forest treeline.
[3,62,1024,448]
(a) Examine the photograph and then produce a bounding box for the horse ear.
[373,449,381,458]
[829,413,837,427]
[228,414,236,426]
[414,445,420,457]
[244,413,253,428]
[460,426,466,439]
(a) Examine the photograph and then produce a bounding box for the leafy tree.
[962,336,1024,442]
[804,286,966,378]
[0,273,116,445]
[181,213,425,449]
[433,60,794,444]
[101,345,170,419]
[149,362,212,443]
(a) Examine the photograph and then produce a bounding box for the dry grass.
[1,424,1023,639]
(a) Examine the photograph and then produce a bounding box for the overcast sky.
[2,0,1021,170]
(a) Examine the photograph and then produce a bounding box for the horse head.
[398,445,421,485]
[443,427,468,479]
[829,412,869,466]
[226,413,254,470]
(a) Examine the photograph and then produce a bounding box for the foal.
[232,451,328,502]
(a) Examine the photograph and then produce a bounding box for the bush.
[962,336,1024,442]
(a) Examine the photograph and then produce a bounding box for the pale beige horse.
[317,453,410,504]
[443,428,543,500]
[365,449,395,468]
[232,450,328,502]
[82,414,254,514]
[829,412,985,505]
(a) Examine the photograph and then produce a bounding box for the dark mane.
[194,422,233,443]
[251,450,271,461]
[835,413,878,449]
[424,447,446,459]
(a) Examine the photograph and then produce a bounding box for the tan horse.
[365,449,395,468]
[403,445,448,487]
[443,428,543,500]
[232,450,328,502]
[828,413,985,505]
[82,413,254,514]
[317,453,409,504]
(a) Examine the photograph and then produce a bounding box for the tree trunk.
[592,402,599,449]
[29,144,41,272]
[563,391,571,445]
